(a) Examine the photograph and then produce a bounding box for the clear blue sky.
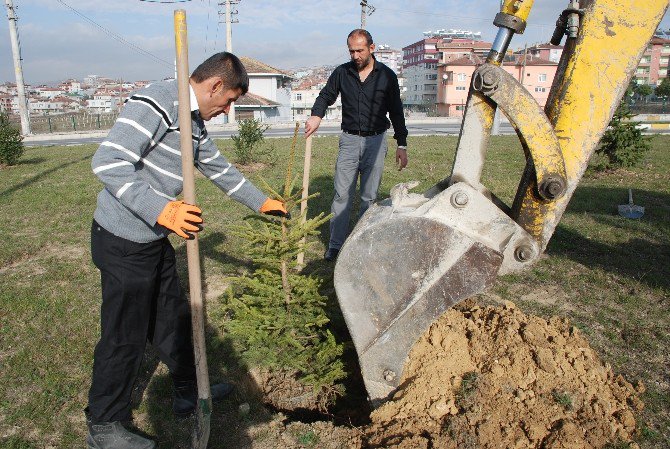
[2,0,670,84]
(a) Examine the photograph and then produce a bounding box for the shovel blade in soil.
[191,397,212,449]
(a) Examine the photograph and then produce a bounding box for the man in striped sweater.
[86,52,287,449]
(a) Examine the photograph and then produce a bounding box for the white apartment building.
[290,88,342,121]
[29,99,64,114]
[36,87,66,99]
[86,91,121,113]
[375,45,402,75]
[59,79,83,93]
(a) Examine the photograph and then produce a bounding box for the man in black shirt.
[305,29,408,261]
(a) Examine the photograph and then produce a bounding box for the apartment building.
[437,53,558,116]
[86,90,121,113]
[29,98,64,114]
[291,84,342,122]
[35,87,66,99]
[633,36,670,86]
[0,94,15,113]
[402,37,440,108]
[402,30,486,110]
[375,45,402,75]
[58,79,83,94]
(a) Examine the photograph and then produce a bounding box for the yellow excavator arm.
[334,0,669,404]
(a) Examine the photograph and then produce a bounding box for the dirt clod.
[356,302,643,449]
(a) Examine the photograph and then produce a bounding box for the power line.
[55,0,173,68]
[378,6,554,28]
[205,0,211,54]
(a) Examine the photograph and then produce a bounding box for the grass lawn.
[0,134,668,448]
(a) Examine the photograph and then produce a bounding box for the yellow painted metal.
[514,0,669,248]
[174,10,186,59]
[501,0,534,22]
[476,64,565,194]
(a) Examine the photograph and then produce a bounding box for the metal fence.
[629,103,669,115]
[7,112,120,134]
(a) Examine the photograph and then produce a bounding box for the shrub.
[0,113,24,166]
[231,118,271,165]
[595,101,650,169]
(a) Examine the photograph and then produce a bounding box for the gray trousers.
[329,131,388,250]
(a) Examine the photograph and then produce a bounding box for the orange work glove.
[157,200,203,240]
[260,198,290,218]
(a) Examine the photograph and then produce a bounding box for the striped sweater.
[91,80,267,243]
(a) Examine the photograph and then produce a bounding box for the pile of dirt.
[355,301,645,449]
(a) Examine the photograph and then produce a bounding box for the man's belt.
[343,129,386,137]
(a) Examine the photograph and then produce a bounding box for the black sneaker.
[173,380,235,418]
[86,413,156,449]
[324,248,339,262]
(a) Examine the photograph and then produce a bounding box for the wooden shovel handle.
[174,9,211,402]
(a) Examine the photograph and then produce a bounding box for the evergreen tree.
[596,100,650,169]
[223,126,345,406]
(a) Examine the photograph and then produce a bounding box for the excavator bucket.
[334,182,539,403]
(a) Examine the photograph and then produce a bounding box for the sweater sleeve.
[195,129,267,212]
[91,84,175,225]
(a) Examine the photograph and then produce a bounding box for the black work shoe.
[324,248,339,262]
[86,418,156,449]
[173,380,235,418]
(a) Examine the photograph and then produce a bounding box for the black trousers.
[88,221,196,423]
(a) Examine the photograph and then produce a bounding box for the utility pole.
[220,0,239,122]
[4,0,30,135]
[360,0,374,29]
[520,43,527,85]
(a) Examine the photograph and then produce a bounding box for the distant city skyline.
[2,0,670,85]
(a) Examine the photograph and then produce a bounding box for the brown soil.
[248,368,323,412]
[354,301,645,449]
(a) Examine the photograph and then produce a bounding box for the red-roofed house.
[514,43,564,63]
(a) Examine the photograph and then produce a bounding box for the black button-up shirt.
[311,58,408,147]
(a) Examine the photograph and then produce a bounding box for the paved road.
[23,121,668,147]
[23,122,517,147]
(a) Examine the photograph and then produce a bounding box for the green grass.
[552,390,574,410]
[1,135,669,448]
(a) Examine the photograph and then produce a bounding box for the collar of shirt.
[189,85,200,113]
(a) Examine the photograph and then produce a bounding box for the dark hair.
[191,52,249,94]
[347,29,373,46]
